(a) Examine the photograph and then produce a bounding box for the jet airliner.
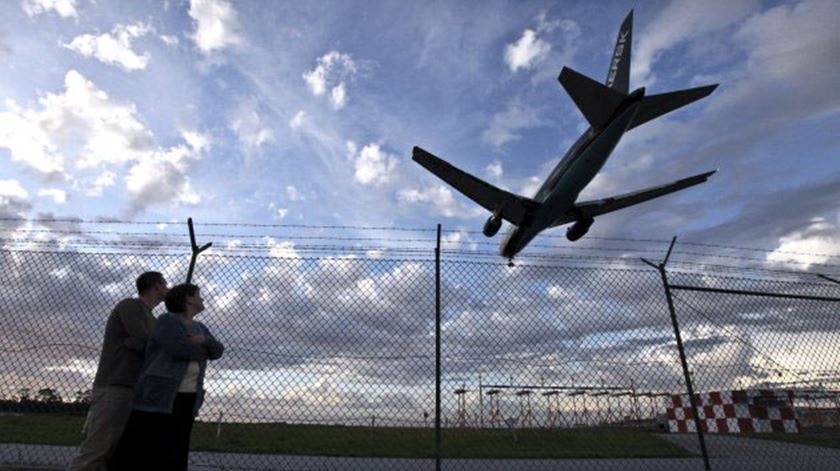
[412,11,718,259]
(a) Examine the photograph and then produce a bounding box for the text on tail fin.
[606,10,633,94]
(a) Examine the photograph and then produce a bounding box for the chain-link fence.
[0,238,839,470]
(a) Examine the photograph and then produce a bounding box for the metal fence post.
[643,237,712,471]
[186,217,212,284]
[435,223,442,471]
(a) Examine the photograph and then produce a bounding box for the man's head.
[164,283,204,316]
[135,271,169,304]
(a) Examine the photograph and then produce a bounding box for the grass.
[192,422,691,459]
[0,413,692,459]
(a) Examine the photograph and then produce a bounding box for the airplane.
[412,10,718,260]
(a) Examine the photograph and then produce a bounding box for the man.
[68,271,169,471]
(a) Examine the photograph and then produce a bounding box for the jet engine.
[483,214,503,237]
[566,217,594,241]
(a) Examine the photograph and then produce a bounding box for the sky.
[0,0,839,426]
[0,0,838,265]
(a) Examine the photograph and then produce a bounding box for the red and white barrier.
[666,390,799,434]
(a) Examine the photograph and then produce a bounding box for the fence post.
[186,217,212,283]
[435,223,442,471]
[479,374,484,429]
[642,236,712,471]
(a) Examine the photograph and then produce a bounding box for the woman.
[109,283,224,471]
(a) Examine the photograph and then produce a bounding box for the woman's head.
[164,283,204,315]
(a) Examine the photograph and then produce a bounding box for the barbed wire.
[0,217,437,233]
[3,217,839,259]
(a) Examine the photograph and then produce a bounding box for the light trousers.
[67,385,133,471]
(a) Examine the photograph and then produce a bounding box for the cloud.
[732,0,839,90]
[159,35,179,46]
[519,176,542,198]
[330,82,346,109]
[0,70,209,214]
[345,141,398,187]
[398,185,481,218]
[21,0,78,18]
[123,130,208,215]
[0,179,29,200]
[84,171,116,197]
[485,161,502,179]
[633,0,759,86]
[441,230,476,251]
[188,0,243,55]
[303,51,358,110]
[0,70,154,178]
[267,202,288,220]
[285,185,303,201]
[481,98,546,148]
[63,23,153,71]
[229,100,274,151]
[766,218,840,270]
[288,110,306,129]
[504,12,579,77]
[37,188,67,204]
[504,29,551,72]
[0,99,64,177]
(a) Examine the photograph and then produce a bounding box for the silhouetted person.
[109,283,224,471]
[68,271,169,471]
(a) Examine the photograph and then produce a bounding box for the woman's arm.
[200,324,225,360]
[154,314,209,361]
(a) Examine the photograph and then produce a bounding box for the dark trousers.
[108,393,197,471]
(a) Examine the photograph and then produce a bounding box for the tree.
[36,387,62,403]
[74,389,93,404]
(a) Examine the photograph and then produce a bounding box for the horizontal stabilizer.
[412,147,540,226]
[559,67,626,130]
[550,170,717,227]
[628,84,718,130]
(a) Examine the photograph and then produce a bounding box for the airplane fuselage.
[500,88,645,258]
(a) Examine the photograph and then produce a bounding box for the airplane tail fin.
[605,10,632,93]
[627,84,718,130]
[558,66,625,130]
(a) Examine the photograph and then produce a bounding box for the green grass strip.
[0,414,694,459]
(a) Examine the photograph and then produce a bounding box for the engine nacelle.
[566,217,594,241]
[483,214,503,237]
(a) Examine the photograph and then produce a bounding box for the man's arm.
[117,300,152,352]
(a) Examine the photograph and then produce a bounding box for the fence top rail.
[668,284,840,302]
[480,384,636,392]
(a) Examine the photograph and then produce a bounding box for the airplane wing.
[412,146,540,226]
[549,170,717,227]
